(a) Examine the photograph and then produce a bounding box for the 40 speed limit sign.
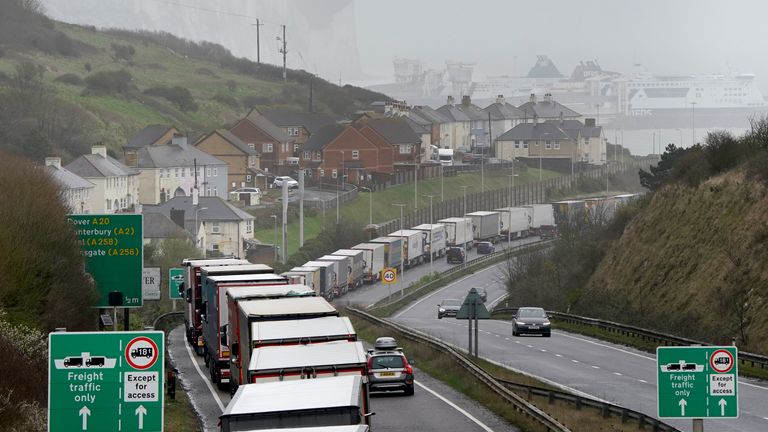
[382,268,397,284]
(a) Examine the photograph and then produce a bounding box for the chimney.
[533,113,539,124]
[447,95,455,106]
[544,93,553,103]
[171,133,188,148]
[461,95,471,106]
[45,157,61,169]
[91,145,107,158]
[559,111,564,124]
[529,93,537,103]
[585,118,596,127]
[496,95,505,105]
[124,149,139,168]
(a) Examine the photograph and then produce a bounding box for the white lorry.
[523,204,556,238]
[495,207,530,240]
[438,148,454,166]
[412,223,447,259]
[438,217,474,249]
[330,249,365,289]
[388,230,426,268]
[351,243,386,283]
[466,211,502,243]
[281,266,322,294]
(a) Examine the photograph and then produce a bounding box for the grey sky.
[41,0,768,89]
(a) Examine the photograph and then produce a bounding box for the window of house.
[319,169,325,177]
[212,222,220,234]
[249,156,256,168]
[545,141,552,149]
[294,143,300,153]
[303,151,310,160]
[523,141,529,149]
[207,167,211,177]
[263,143,273,153]
[106,199,111,210]
[288,127,300,136]
[246,220,253,234]
[351,150,359,159]
[332,169,338,179]
[313,152,321,161]
[159,170,163,178]
[246,174,252,182]
[206,187,211,195]
[514,141,520,149]
[213,167,218,177]
[212,243,219,251]
[554,141,560,150]
[248,143,255,150]
[213,186,218,196]
[175,168,180,177]
[399,145,412,154]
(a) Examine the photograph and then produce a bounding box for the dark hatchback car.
[512,307,552,337]
[437,299,462,319]
[476,241,495,254]
[446,247,465,264]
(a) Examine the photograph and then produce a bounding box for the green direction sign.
[68,214,143,308]
[657,346,738,419]
[456,288,491,319]
[168,268,184,300]
[48,331,165,432]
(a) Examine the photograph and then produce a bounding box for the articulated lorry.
[495,207,530,240]
[351,243,386,283]
[318,255,351,295]
[438,217,474,249]
[388,230,425,268]
[412,224,447,260]
[282,266,322,295]
[181,258,249,352]
[466,211,502,243]
[523,204,556,238]
[369,237,403,269]
[303,261,338,300]
[227,296,338,394]
[330,249,365,289]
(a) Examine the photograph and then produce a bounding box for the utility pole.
[299,169,304,247]
[252,20,263,64]
[392,203,406,298]
[308,75,313,112]
[691,101,697,146]
[278,24,287,81]
[422,194,438,272]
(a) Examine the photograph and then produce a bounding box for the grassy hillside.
[0,3,386,161]
[577,170,768,354]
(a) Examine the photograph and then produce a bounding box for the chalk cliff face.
[41,0,364,81]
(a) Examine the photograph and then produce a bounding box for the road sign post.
[168,268,184,311]
[382,267,397,300]
[68,214,143,308]
[456,288,490,356]
[49,331,165,432]
[657,346,738,424]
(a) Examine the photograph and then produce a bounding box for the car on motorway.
[273,176,299,189]
[475,287,487,303]
[512,307,551,337]
[367,337,414,396]
[446,246,465,263]
[476,241,495,254]
[437,299,462,319]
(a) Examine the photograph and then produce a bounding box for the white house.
[484,95,526,143]
[44,157,95,213]
[436,96,471,150]
[65,145,139,213]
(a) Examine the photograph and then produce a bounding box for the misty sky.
[41,0,768,90]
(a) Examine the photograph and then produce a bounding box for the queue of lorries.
[176,193,637,431]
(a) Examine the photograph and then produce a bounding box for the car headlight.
[543,321,551,326]
[439,308,445,313]
[516,321,526,325]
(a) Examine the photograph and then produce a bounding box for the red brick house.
[355,117,421,166]
[301,124,394,185]
[229,108,294,175]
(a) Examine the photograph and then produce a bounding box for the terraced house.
[65,145,139,214]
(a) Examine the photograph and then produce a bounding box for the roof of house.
[518,99,581,119]
[65,153,139,179]
[497,122,571,142]
[144,196,254,234]
[262,109,337,134]
[411,106,450,124]
[143,212,190,239]
[197,129,259,156]
[125,125,176,149]
[401,116,429,135]
[543,119,603,139]
[436,104,471,122]
[484,102,526,121]
[455,100,488,121]
[303,124,347,152]
[244,108,292,142]
[365,118,421,145]
[136,141,226,168]
[46,164,95,190]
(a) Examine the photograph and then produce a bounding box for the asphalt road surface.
[391,260,768,432]
[168,326,518,432]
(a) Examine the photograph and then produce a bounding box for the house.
[44,157,95,214]
[495,121,573,164]
[124,124,180,150]
[544,118,606,165]
[517,93,582,122]
[229,108,293,174]
[436,96,471,150]
[145,196,256,259]
[453,96,490,151]
[300,123,394,185]
[361,117,422,165]
[262,108,337,150]
[409,105,450,149]
[194,129,262,191]
[124,133,229,204]
[142,212,192,250]
[65,145,139,213]
[484,95,526,144]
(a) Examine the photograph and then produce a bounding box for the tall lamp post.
[422,194,438,272]
[194,206,208,256]
[690,101,697,146]
[392,203,406,298]
[440,164,444,201]
[359,186,373,226]
[270,214,278,262]
[460,185,471,215]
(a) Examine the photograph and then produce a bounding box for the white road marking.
[183,339,225,412]
[393,273,476,318]
[494,334,500,337]
[504,338,510,341]
[540,349,547,352]
[526,344,533,348]
[638,379,648,383]
[555,354,562,357]
[592,366,600,369]
[415,380,495,432]
[613,372,623,376]
[572,359,579,363]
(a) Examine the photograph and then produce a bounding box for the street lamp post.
[460,185,471,215]
[690,101,696,146]
[360,186,373,226]
[422,194,438,271]
[506,174,516,208]
[194,206,208,256]
[392,203,406,298]
[414,162,418,210]
[440,164,444,201]
[270,214,278,262]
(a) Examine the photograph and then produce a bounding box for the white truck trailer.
[331,249,365,289]
[388,230,425,268]
[281,266,322,294]
[351,243,386,283]
[523,204,556,238]
[438,217,474,249]
[466,211,502,243]
[318,255,351,294]
[412,224,447,259]
[495,207,530,240]
[369,237,403,269]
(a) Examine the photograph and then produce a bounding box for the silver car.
[367,347,414,396]
[437,299,461,319]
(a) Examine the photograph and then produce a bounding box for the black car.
[512,307,551,337]
[476,241,495,254]
[446,247,465,264]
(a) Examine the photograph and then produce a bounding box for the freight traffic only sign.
[68,214,143,307]
[657,346,738,419]
[48,331,164,432]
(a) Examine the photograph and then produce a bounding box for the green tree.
[0,151,98,330]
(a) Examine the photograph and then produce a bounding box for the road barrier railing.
[492,308,768,371]
[347,307,572,432]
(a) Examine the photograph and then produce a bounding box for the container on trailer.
[318,255,351,295]
[495,207,530,240]
[304,261,338,300]
[351,243,386,283]
[438,217,474,249]
[369,237,403,269]
[466,211,501,243]
[282,266,322,295]
[330,249,365,289]
[412,224,447,259]
[388,230,425,268]
[553,200,586,225]
[523,204,556,238]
